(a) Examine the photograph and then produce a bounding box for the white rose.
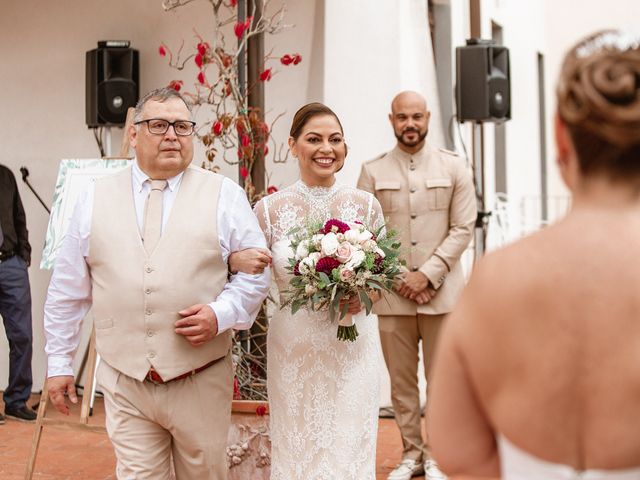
[312,234,324,249]
[307,252,322,267]
[295,241,309,260]
[344,229,360,244]
[336,233,345,242]
[375,247,386,258]
[321,232,339,256]
[299,256,315,274]
[361,239,377,252]
[346,249,366,269]
[358,229,373,243]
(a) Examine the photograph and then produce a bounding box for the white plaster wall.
[542,0,640,198]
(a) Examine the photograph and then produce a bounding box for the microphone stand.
[19,167,50,214]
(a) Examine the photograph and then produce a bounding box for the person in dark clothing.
[0,164,35,423]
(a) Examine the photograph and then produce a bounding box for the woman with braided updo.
[426,31,640,479]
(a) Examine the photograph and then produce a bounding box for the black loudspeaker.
[455,39,510,123]
[86,42,139,127]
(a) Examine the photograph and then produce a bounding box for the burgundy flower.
[316,257,340,275]
[240,166,249,178]
[373,254,384,273]
[322,219,350,234]
[197,71,206,84]
[280,54,293,66]
[256,405,267,416]
[293,261,301,276]
[195,53,203,68]
[158,45,167,57]
[259,68,273,82]
[267,185,278,195]
[212,121,223,136]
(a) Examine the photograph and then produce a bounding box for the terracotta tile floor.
[0,393,436,480]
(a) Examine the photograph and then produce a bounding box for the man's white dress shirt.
[44,161,270,377]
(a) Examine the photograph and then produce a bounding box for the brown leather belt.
[144,358,221,385]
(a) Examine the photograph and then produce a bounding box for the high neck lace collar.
[294,180,339,197]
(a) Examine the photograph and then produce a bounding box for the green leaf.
[318,272,331,285]
[359,290,373,314]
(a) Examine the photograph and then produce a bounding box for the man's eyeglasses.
[134,118,196,136]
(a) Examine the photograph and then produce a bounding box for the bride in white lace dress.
[230,103,384,479]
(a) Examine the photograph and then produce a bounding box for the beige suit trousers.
[97,355,233,480]
[379,313,446,462]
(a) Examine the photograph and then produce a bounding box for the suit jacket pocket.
[375,181,401,213]
[426,178,453,210]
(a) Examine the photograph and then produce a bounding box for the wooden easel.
[24,109,136,480]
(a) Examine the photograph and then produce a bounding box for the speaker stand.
[472,122,488,260]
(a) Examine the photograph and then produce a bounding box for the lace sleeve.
[253,197,272,247]
[367,194,387,238]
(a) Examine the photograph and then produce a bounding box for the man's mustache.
[403,128,419,134]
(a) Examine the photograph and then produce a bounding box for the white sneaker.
[387,458,425,480]
[424,459,447,480]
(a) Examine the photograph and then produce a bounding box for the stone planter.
[227,400,271,479]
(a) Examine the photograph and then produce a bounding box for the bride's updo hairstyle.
[557,30,640,179]
[290,102,344,140]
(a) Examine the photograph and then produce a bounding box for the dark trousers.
[0,255,33,408]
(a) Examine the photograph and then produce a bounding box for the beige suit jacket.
[357,144,476,315]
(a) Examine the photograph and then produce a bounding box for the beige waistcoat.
[88,166,231,381]
[357,144,477,316]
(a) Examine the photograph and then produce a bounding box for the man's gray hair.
[133,87,193,122]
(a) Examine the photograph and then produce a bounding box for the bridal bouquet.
[283,218,403,341]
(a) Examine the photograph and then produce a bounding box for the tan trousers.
[379,313,446,463]
[97,355,233,480]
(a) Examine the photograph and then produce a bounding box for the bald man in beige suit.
[357,91,476,480]
[44,88,270,479]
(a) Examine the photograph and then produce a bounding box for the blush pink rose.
[335,242,353,263]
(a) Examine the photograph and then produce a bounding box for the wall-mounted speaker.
[455,40,510,123]
[86,42,139,127]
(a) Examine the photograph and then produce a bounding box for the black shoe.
[0,412,5,424]
[5,405,37,422]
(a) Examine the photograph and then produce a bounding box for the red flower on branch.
[212,121,223,136]
[264,145,269,156]
[240,166,249,178]
[280,54,293,65]
[293,53,302,65]
[197,71,206,84]
[234,16,253,39]
[197,42,209,56]
[168,80,183,91]
[230,0,238,6]
[195,53,203,68]
[259,68,273,81]
[241,134,251,147]
[158,45,167,57]
[256,405,267,416]
[267,185,278,195]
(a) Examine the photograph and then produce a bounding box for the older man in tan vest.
[44,88,270,479]
[357,91,476,480]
